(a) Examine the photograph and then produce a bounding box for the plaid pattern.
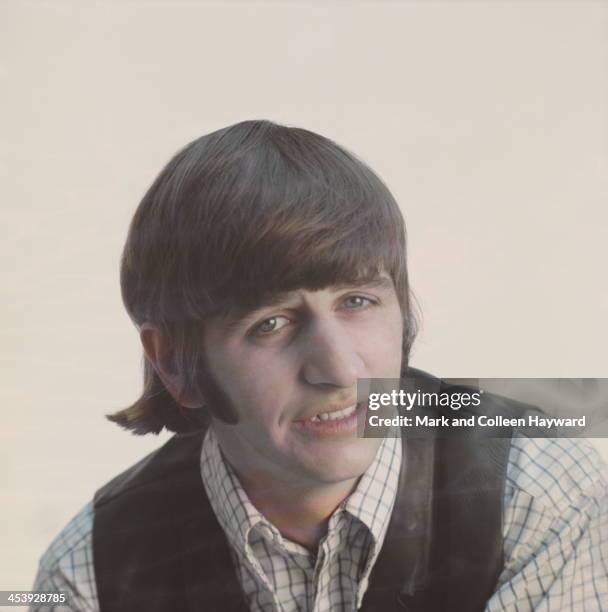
[488,436,608,611]
[31,436,608,611]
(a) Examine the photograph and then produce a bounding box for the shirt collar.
[343,430,401,547]
[200,427,267,556]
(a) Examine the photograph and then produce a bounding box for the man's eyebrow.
[331,276,394,292]
[221,275,394,331]
[220,293,294,331]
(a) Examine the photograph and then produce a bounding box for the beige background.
[2,0,607,594]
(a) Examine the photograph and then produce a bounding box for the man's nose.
[300,318,364,388]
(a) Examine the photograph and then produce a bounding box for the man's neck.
[235,470,359,551]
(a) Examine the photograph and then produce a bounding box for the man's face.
[203,274,404,489]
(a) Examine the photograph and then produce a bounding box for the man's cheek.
[371,339,402,376]
[238,382,286,420]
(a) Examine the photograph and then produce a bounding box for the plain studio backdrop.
[2,0,607,594]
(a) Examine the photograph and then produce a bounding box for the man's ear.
[139,323,204,409]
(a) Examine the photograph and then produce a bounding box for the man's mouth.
[292,402,365,434]
[305,403,358,422]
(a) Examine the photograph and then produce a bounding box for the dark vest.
[93,371,529,611]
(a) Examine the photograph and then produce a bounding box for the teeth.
[310,404,357,422]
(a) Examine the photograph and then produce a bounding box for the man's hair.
[108,120,418,435]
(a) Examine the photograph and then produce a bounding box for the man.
[32,120,607,611]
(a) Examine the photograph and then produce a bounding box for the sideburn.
[195,352,240,426]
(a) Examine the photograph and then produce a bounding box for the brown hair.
[109,120,418,435]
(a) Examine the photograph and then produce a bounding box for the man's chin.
[298,436,382,485]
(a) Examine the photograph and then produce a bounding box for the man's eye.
[342,295,375,309]
[253,316,290,335]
